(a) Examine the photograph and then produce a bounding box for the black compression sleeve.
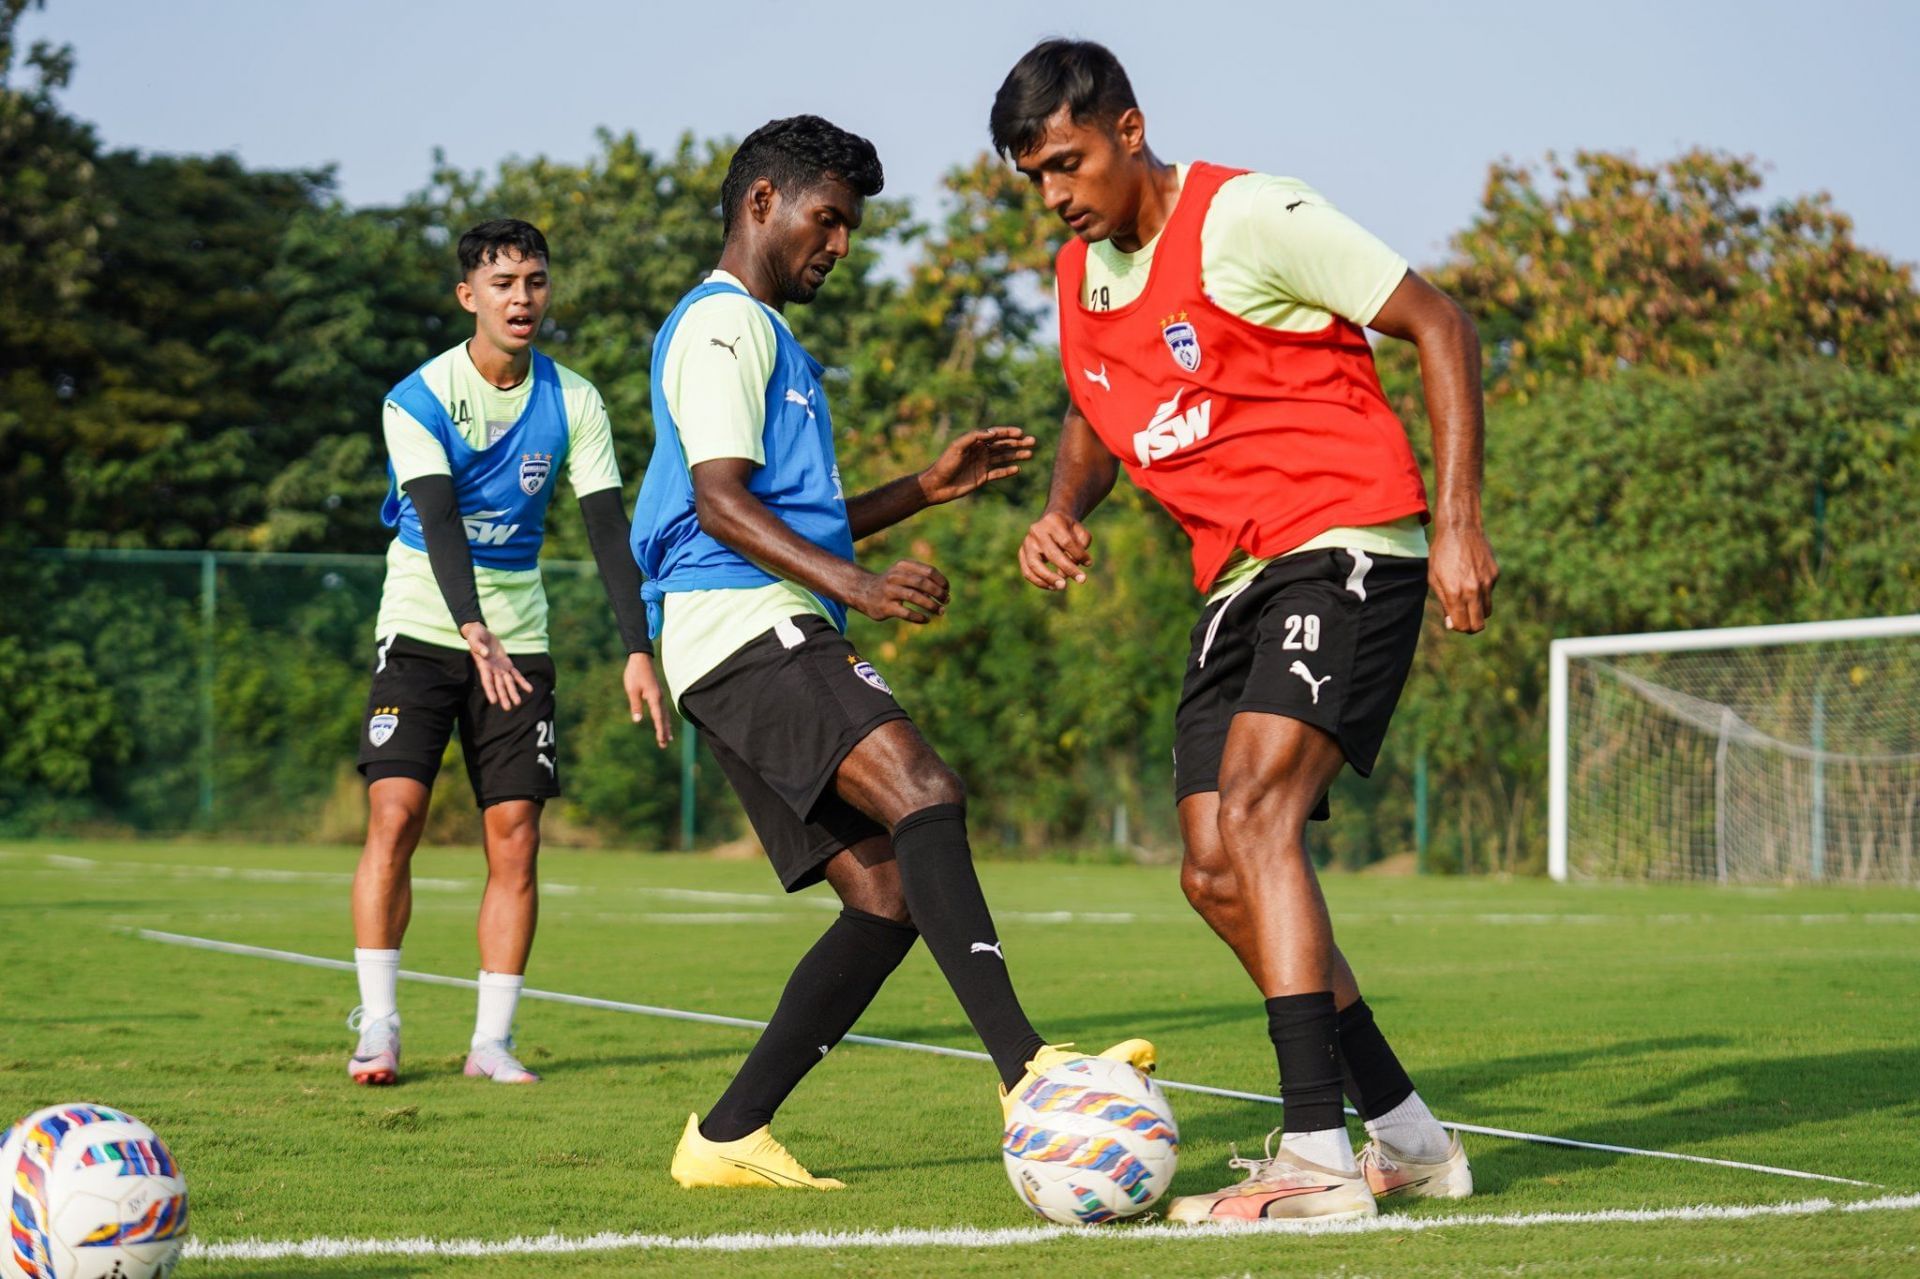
[400,474,484,630]
[577,487,652,655]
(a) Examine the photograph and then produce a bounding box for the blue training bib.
[380,351,572,572]
[630,280,853,638]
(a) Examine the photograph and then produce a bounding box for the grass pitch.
[2,839,1916,1277]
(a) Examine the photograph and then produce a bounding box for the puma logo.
[1289,661,1332,704]
[375,633,396,674]
[1083,364,1111,392]
[969,941,1005,959]
[818,1045,830,1057]
[536,753,555,776]
[709,336,741,358]
[1285,198,1307,212]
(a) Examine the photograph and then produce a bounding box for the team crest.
[368,707,399,747]
[848,657,892,695]
[1161,312,1201,373]
[519,452,553,495]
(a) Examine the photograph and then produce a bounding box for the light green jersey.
[651,271,831,707]
[374,341,623,654]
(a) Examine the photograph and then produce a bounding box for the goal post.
[1548,614,1920,883]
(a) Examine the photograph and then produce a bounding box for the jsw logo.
[463,509,521,546]
[1132,388,1212,467]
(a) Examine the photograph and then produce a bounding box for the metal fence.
[10,548,729,848]
[11,548,1449,867]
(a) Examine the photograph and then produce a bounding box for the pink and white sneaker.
[464,1036,540,1084]
[1359,1132,1474,1201]
[1166,1132,1377,1224]
[346,1007,400,1086]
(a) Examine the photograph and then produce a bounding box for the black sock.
[700,907,917,1143]
[890,803,1046,1088]
[1335,997,1416,1121]
[1267,991,1346,1134]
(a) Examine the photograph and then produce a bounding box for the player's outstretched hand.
[460,621,536,709]
[853,559,950,624]
[1020,511,1092,591]
[625,652,672,748]
[918,427,1037,505]
[1428,523,1499,634]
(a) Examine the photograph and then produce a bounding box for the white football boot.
[464,1035,540,1084]
[1166,1130,1377,1224]
[346,1007,401,1086]
[1359,1132,1474,1201]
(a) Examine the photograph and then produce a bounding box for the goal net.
[1549,616,1920,884]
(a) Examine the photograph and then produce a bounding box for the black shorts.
[1173,548,1427,818]
[679,614,907,892]
[356,633,560,808]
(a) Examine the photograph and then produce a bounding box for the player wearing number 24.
[345,219,672,1090]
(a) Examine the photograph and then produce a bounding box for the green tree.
[0,0,108,549]
[237,201,446,551]
[1418,149,1920,401]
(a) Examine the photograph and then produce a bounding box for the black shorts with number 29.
[1173,548,1427,819]
[356,633,560,807]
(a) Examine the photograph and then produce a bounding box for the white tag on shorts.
[773,618,806,650]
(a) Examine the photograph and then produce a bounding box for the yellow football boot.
[1000,1038,1159,1120]
[668,1112,846,1190]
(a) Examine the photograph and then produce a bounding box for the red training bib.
[1056,162,1429,593]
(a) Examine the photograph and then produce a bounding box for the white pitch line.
[40,853,471,892]
[628,887,1140,925]
[127,928,1877,1188]
[33,851,590,895]
[635,885,837,908]
[181,1193,1920,1262]
[633,912,794,925]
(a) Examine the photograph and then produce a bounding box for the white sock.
[354,948,400,1021]
[1365,1091,1452,1163]
[1280,1126,1357,1174]
[473,971,524,1048]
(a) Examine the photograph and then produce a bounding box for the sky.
[18,0,1920,270]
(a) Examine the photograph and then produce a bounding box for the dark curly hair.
[990,39,1139,162]
[457,218,549,275]
[720,115,884,238]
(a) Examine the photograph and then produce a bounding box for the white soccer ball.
[1,1104,187,1279]
[1001,1055,1179,1224]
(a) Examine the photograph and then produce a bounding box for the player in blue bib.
[382,351,573,572]
[348,219,669,1090]
[629,115,1156,1191]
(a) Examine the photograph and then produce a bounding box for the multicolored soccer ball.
[2,1104,187,1279]
[1002,1056,1179,1224]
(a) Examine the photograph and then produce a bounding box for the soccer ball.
[1002,1055,1179,1224]
[1,1104,187,1279]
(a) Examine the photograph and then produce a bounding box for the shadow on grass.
[1158,1035,1919,1194]
[530,1045,746,1076]
[866,1000,1257,1050]
[1426,1037,1920,1188]
[831,1151,1002,1176]
[220,1259,439,1267]
[11,1012,207,1025]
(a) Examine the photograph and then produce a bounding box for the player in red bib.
[992,40,1499,1223]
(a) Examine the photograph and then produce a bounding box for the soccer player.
[992,41,1499,1221]
[348,218,669,1087]
[631,115,1152,1189]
